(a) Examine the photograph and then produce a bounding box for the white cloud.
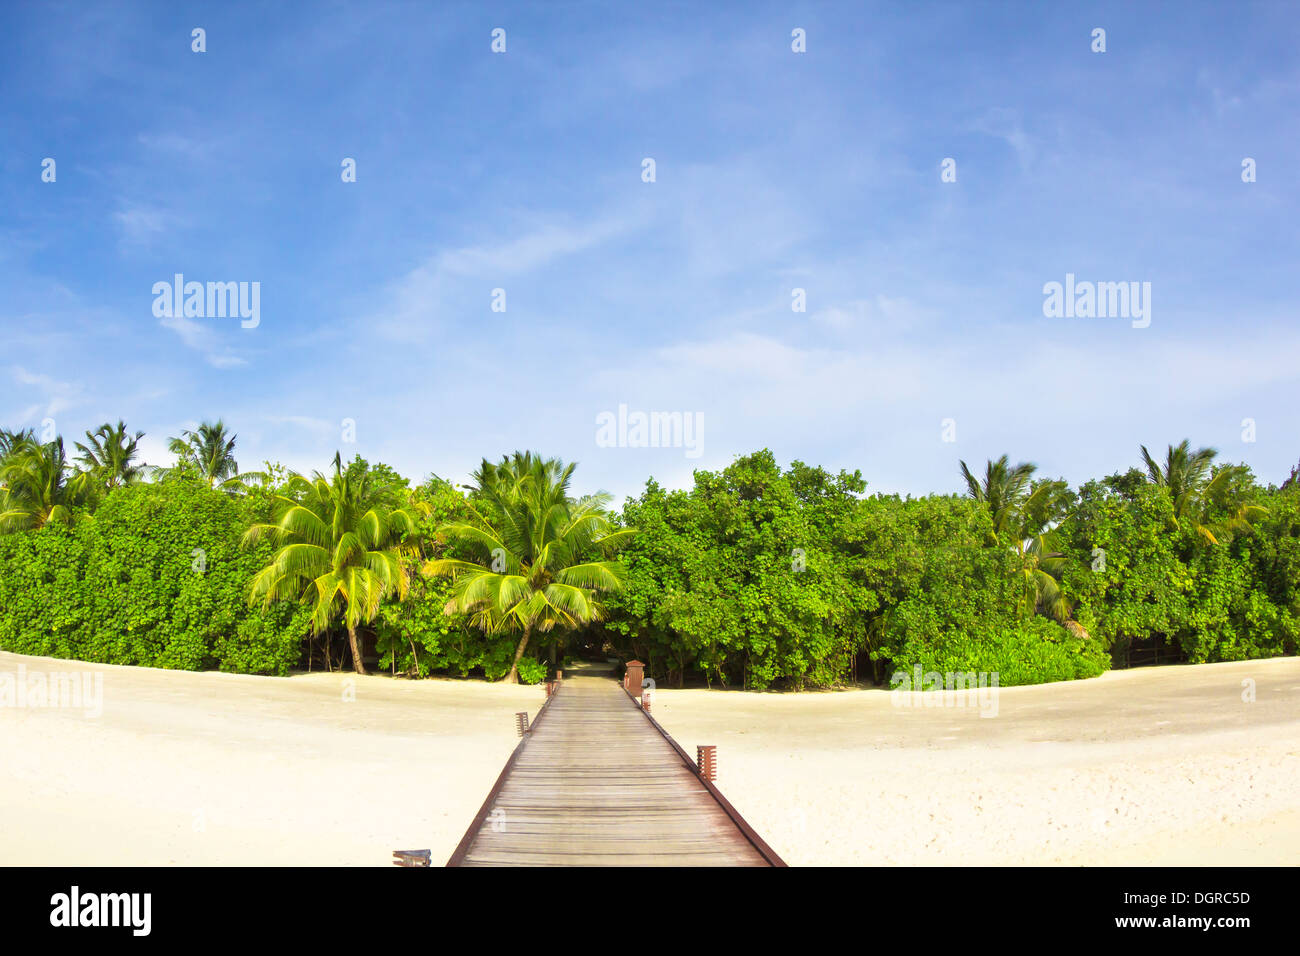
[365,215,639,344]
[8,366,84,419]
[970,107,1036,169]
[438,220,630,277]
[114,203,180,249]
[582,317,1300,493]
[159,314,248,368]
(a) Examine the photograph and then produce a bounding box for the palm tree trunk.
[348,624,367,675]
[503,624,532,684]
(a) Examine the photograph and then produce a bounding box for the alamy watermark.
[0,663,103,717]
[595,403,703,459]
[50,886,150,936]
[889,665,999,718]
[152,274,260,328]
[1042,273,1150,328]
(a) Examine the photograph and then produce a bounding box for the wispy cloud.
[159,315,248,369]
[8,366,85,421]
[970,107,1036,170]
[3,2,1298,497]
[366,215,640,343]
[114,203,179,250]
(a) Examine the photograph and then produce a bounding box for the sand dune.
[1,651,1296,865]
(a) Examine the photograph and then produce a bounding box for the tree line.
[2,420,1296,688]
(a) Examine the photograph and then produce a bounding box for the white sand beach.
[1,651,1296,866]
[0,651,539,866]
[651,657,1300,866]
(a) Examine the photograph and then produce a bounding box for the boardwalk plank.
[452,674,780,867]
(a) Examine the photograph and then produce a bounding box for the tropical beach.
[3,2,1300,914]
[3,650,1295,866]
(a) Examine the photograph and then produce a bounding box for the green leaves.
[161,421,241,488]
[1,436,1294,690]
[605,450,874,689]
[0,436,88,532]
[423,451,630,682]
[0,477,306,674]
[244,453,416,672]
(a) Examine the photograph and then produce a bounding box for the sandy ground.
[650,657,1300,865]
[0,651,540,866]
[2,651,1297,866]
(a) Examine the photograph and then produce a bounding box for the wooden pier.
[447,668,785,866]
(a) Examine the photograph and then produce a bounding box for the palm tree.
[960,456,1072,622]
[960,456,1041,539]
[1139,441,1217,516]
[1140,440,1265,545]
[424,452,633,683]
[0,436,87,531]
[164,420,249,488]
[243,452,417,675]
[75,420,146,491]
[0,428,36,463]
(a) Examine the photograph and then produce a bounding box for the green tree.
[75,420,146,491]
[243,453,417,674]
[608,451,872,689]
[0,474,308,673]
[960,456,1072,621]
[164,420,252,489]
[424,452,632,684]
[1139,440,1265,546]
[0,428,36,462]
[0,436,87,531]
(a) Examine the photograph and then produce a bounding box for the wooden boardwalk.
[447,671,784,866]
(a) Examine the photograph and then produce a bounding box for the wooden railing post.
[624,660,644,696]
[696,745,716,781]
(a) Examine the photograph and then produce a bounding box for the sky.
[2,1,1298,503]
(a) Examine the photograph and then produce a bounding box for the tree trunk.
[348,624,367,675]
[502,624,532,684]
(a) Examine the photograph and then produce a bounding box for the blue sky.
[3,1,1298,502]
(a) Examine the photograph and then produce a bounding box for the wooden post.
[625,660,645,696]
[697,745,716,781]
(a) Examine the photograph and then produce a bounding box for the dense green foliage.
[605,451,1113,689]
[372,477,538,681]
[0,422,1296,689]
[425,453,633,683]
[0,476,309,674]
[1057,469,1300,666]
[244,452,419,675]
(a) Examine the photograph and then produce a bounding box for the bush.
[3,447,1293,690]
[883,616,1110,686]
[515,657,547,685]
[0,477,306,675]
